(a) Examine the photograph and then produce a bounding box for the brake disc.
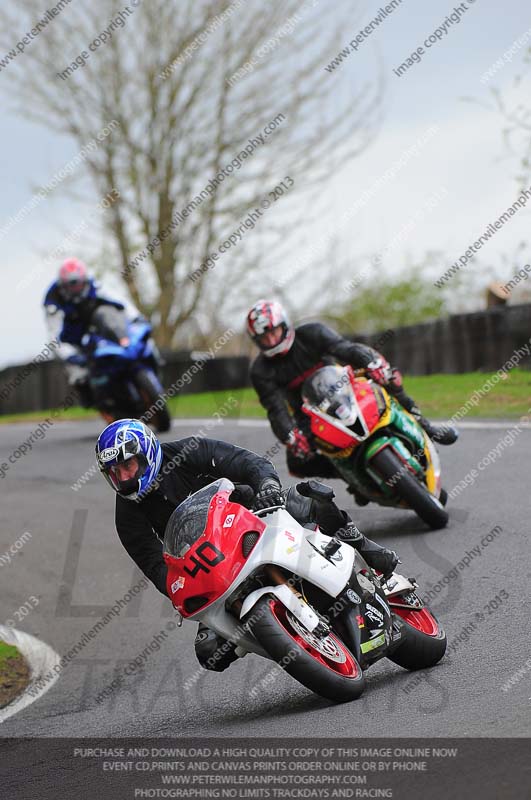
[286,612,347,663]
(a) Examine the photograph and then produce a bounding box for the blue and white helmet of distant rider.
[95,419,162,501]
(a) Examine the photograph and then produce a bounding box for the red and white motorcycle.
[164,479,446,702]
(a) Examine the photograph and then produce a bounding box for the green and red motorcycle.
[301,365,449,529]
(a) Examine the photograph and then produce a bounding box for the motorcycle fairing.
[166,506,355,615]
[331,397,442,502]
[91,319,153,362]
[164,490,356,658]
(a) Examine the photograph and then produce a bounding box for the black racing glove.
[253,477,283,510]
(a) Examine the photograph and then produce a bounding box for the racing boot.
[413,412,459,446]
[335,523,399,580]
[390,383,458,446]
[194,623,239,672]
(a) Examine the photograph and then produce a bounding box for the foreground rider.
[43,258,127,407]
[247,300,458,481]
[96,419,399,672]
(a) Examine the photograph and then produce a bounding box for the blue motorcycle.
[83,306,171,432]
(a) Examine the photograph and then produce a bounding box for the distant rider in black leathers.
[246,300,458,482]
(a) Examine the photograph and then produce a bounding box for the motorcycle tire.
[371,447,449,529]
[245,595,365,702]
[134,369,171,433]
[387,604,447,670]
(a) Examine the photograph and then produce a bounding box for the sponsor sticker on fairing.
[171,576,186,593]
[366,603,384,626]
[223,514,235,528]
[347,588,362,604]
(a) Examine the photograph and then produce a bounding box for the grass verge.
[0,640,30,709]
[1,370,531,424]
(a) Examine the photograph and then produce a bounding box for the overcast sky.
[1,0,531,368]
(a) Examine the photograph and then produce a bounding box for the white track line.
[454,420,531,430]
[172,418,269,428]
[0,625,60,723]
[171,418,531,431]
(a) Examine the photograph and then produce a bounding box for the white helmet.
[246,300,295,357]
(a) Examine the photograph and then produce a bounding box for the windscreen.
[90,305,128,343]
[163,478,233,557]
[303,365,357,425]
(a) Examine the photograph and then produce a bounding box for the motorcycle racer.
[96,419,399,671]
[43,258,127,407]
[246,300,458,480]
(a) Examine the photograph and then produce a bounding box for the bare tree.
[0,0,382,347]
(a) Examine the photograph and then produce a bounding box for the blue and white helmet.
[95,419,162,501]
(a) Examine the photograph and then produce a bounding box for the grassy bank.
[0,640,30,709]
[1,370,530,424]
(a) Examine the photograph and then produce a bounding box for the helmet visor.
[60,278,88,302]
[256,324,285,349]
[102,454,147,496]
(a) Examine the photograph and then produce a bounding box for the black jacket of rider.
[114,437,278,597]
[250,322,380,443]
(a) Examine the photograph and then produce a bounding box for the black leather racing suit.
[114,437,278,595]
[249,322,415,478]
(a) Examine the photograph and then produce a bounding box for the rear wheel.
[388,604,447,670]
[370,447,448,529]
[246,595,365,702]
[135,369,171,432]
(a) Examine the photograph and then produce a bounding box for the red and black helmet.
[57,258,90,304]
[246,299,295,357]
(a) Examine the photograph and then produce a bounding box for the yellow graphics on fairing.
[300,365,447,529]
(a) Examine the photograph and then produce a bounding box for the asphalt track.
[1,416,529,738]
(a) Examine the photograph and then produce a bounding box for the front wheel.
[387,604,447,670]
[135,369,171,433]
[246,595,365,702]
[370,447,448,529]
